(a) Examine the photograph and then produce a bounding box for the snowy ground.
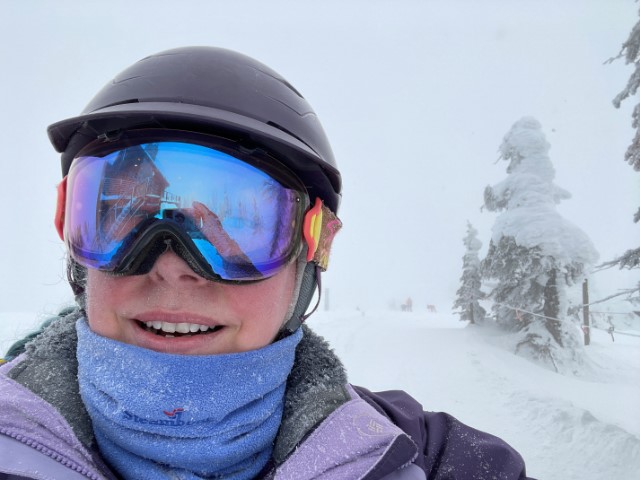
[1,309,639,479]
[307,310,640,480]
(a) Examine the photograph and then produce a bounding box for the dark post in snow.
[582,279,590,346]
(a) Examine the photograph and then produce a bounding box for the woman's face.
[85,251,298,355]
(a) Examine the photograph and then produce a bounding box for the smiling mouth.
[136,320,224,338]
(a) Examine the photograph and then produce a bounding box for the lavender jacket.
[0,312,531,480]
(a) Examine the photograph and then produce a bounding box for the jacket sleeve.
[351,385,534,480]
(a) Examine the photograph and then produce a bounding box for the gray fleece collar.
[8,308,93,447]
[274,324,349,463]
[8,310,349,464]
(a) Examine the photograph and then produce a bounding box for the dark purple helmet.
[47,46,341,212]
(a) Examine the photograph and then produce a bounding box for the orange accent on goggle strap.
[302,198,342,270]
[303,198,323,261]
[54,176,67,241]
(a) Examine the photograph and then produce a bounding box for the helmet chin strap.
[276,259,322,340]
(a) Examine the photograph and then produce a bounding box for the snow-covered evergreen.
[453,221,486,324]
[612,7,640,174]
[481,117,598,371]
[606,8,640,304]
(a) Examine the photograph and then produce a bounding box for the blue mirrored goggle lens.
[65,140,306,280]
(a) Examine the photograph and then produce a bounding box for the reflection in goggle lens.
[65,139,307,281]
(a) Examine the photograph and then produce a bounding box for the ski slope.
[308,310,640,480]
[1,309,639,479]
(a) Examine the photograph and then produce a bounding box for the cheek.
[85,270,128,341]
[230,263,298,348]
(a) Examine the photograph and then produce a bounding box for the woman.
[0,46,532,480]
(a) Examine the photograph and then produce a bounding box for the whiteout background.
[1,2,639,479]
[0,0,637,313]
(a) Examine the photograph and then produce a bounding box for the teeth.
[162,322,176,333]
[144,321,214,334]
[175,323,190,334]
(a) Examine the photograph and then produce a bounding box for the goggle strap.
[54,176,68,241]
[303,198,342,271]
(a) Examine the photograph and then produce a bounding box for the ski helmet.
[48,46,342,331]
[48,46,341,213]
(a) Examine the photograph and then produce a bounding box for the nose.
[149,249,210,286]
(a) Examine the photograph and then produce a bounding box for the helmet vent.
[95,98,140,111]
[266,121,314,152]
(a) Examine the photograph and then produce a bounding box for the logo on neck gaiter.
[123,407,190,426]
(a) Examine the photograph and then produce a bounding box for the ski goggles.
[55,130,341,282]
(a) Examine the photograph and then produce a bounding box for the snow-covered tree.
[481,117,599,371]
[612,8,640,174]
[453,221,486,324]
[604,9,640,303]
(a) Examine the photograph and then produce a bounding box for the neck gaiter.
[76,318,302,480]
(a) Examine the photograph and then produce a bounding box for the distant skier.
[405,296,413,312]
[0,47,533,479]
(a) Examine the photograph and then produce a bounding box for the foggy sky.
[1,0,638,315]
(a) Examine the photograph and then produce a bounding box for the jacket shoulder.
[271,384,419,480]
[0,352,110,479]
[0,434,93,480]
[352,385,534,480]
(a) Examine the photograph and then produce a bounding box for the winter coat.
[0,310,532,480]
